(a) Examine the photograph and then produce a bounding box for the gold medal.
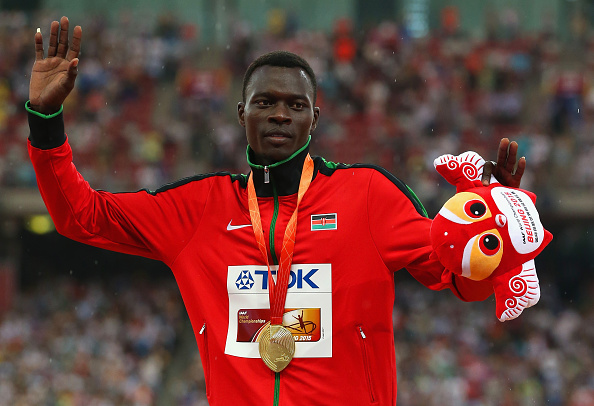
[258,324,295,372]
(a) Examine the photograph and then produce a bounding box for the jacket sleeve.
[367,169,493,302]
[27,110,210,266]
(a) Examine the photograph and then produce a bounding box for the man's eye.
[255,100,270,106]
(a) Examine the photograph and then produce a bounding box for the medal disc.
[258,324,295,372]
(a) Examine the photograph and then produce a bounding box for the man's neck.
[251,154,276,166]
[247,136,311,169]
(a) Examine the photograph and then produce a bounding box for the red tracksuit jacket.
[27,110,493,405]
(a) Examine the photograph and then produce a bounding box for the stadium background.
[1,0,594,404]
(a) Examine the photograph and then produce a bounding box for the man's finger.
[67,58,79,79]
[56,16,69,58]
[514,156,526,181]
[66,25,82,61]
[60,58,79,94]
[482,160,495,186]
[34,29,44,61]
[496,138,510,168]
[47,20,59,57]
[505,141,519,173]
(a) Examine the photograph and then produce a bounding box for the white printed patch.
[491,187,544,254]
[225,264,332,358]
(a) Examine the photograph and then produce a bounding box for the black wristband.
[25,101,67,149]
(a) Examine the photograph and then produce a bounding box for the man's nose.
[268,104,292,124]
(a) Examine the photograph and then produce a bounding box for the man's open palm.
[30,16,82,114]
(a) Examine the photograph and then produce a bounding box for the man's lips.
[264,129,293,138]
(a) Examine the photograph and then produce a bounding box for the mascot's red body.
[431,152,553,321]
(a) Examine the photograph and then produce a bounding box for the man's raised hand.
[482,138,526,188]
[29,16,82,114]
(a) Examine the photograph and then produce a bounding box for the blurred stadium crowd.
[0,277,186,405]
[2,276,593,405]
[0,6,593,406]
[1,8,594,207]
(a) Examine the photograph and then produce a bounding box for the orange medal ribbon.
[247,154,314,325]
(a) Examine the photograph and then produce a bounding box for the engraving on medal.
[258,324,295,372]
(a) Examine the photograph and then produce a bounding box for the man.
[27,17,525,406]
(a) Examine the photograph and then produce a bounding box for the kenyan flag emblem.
[311,213,337,231]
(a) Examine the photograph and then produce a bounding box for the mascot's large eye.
[464,200,487,219]
[464,228,503,280]
[439,192,492,225]
[479,233,500,256]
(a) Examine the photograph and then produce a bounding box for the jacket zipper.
[199,322,211,398]
[357,325,377,403]
[264,165,270,183]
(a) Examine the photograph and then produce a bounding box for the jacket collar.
[246,136,311,197]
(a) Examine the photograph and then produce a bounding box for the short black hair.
[242,51,317,103]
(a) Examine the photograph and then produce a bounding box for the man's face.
[238,66,319,165]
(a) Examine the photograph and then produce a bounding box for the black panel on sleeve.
[27,110,67,150]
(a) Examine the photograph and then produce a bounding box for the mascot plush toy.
[431,151,553,321]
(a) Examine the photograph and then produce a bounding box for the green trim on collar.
[25,101,64,119]
[320,156,342,170]
[246,135,311,169]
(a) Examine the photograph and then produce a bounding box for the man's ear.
[311,106,320,133]
[238,102,246,127]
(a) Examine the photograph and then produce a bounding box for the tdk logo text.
[229,264,331,294]
[235,268,320,291]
